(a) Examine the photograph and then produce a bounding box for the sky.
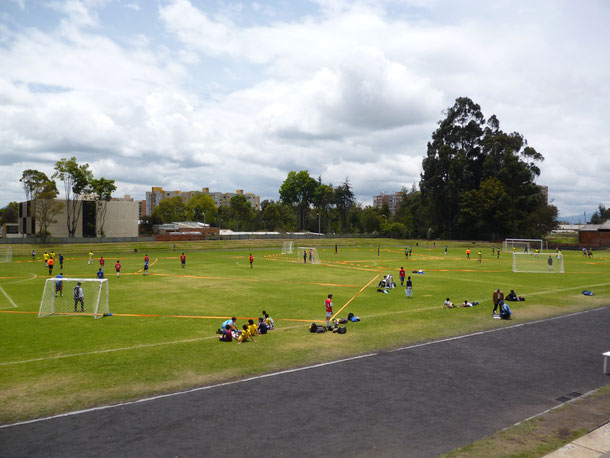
[1,0,609,219]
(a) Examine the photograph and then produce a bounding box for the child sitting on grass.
[247,319,260,336]
[238,325,256,344]
[263,311,275,330]
[218,325,233,342]
[258,317,268,334]
[444,298,457,308]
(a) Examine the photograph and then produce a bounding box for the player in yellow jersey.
[238,325,256,344]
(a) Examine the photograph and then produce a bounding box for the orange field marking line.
[331,273,381,320]
[0,309,318,322]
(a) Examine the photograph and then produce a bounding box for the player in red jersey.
[399,267,406,286]
[180,253,186,269]
[249,254,254,268]
[115,260,121,278]
[325,294,333,329]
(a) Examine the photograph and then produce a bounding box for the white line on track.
[1,306,607,430]
[0,286,17,309]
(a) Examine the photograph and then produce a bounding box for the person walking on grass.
[115,260,121,278]
[548,255,553,270]
[99,256,105,271]
[399,266,406,286]
[325,294,333,329]
[88,250,93,265]
[180,252,186,268]
[405,276,413,298]
[47,256,54,275]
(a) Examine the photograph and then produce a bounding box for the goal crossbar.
[39,278,109,319]
[512,252,564,273]
[297,247,320,264]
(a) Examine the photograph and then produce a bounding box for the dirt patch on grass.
[442,384,610,457]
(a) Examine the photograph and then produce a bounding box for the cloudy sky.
[1,0,608,218]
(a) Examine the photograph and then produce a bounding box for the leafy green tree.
[395,186,427,238]
[52,157,93,237]
[20,170,62,241]
[420,97,485,238]
[261,201,282,231]
[152,196,188,223]
[186,193,217,224]
[457,177,510,240]
[360,206,383,233]
[334,178,355,232]
[279,171,318,231]
[0,202,18,225]
[89,177,116,237]
[590,204,610,224]
[229,194,254,231]
[314,182,335,234]
[382,222,407,238]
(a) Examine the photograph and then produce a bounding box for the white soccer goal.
[0,246,12,263]
[297,247,320,264]
[503,238,546,253]
[39,278,109,319]
[512,252,564,273]
[281,241,294,254]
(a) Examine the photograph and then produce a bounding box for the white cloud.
[0,0,609,219]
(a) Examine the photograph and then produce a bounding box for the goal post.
[512,252,564,273]
[281,241,294,254]
[297,247,320,264]
[0,246,12,263]
[39,278,109,319]
[503,239,545,253]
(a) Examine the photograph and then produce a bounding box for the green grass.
[1,240,609,424]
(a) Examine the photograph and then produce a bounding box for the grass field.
[1,239,608,425]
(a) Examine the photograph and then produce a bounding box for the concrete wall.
[98,201,139,237]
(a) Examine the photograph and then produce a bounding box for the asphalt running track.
[2,307,610,457]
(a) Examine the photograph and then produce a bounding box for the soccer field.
[1,240,608,424]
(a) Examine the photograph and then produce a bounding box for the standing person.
[409,246,412,256]
[405,276,413,298]
[399,266,406,286]
[249,253,254,268]
[88,250,93,264]
[59,253,64,270]
[31,250,36,261]
[548,255,553,270]
[377,246,380,256]
[405,247,409,259]
[497,249,501,259]
[143,259,149,276]
[492,288,504,315]
[303,250,307,264]
[144,254,150,265]
[73,281,84,312]
[47,256,54,275]
[55,273,63,297]
[492,245,495,255]
[43,251,49,267]
[99,256,105,271]
[325,294,333,329]
[444,245,448,255]
[180,252,186,268]
[335,244,338,254]
[477,251,482,263]
[97,268,104,279]
[115,260,121,278]
[466,249,471,260]
[309,249,313,262]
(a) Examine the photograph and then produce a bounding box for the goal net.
[297,247,320,264]
[281,241,294,254]
[0,246,12,263]
[503,239,545,253]
[39,278,109,319]
[512,252,564,273]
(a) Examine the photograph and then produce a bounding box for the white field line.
[0,272,37,285]
[0,286,17,309]
[1,306,607,430]
[0,324,304,367]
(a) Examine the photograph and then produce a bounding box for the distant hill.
[558,214,591,224]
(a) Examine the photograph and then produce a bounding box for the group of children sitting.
[443,298,480,308]
[216,312,275,344]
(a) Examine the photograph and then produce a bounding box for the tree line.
[7,97,561,240]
